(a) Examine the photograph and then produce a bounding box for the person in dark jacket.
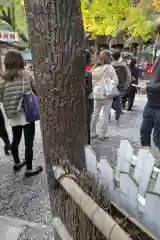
[0,108,11,155]
[111,50,131,121]
[122,58,145,111]
[121,76,137,110]
[140,55,160,150]
[85,50,93,145]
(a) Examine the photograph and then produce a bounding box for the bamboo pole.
[53,165,131,240]
[110,202,157,240]
[53,217,73,240]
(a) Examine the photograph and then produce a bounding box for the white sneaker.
[98,133,109,141]
[104,133,109,139]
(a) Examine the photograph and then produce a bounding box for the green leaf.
[81,0,154,41]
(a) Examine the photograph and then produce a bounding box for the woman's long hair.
[2,50,25,81]
[93,50,112,70]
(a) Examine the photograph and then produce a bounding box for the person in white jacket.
[91,50,118,140]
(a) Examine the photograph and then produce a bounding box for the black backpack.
[112,64,128,93]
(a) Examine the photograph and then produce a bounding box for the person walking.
[121,76,137,111]
[140,55,160,150]
[0,107,11,155]
[91,50,118,140]
[111,50,131,121]
[0,50,43,177]
[85,50,93,145]
[122,58,145,111]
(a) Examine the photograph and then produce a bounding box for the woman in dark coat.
[122,58,145,111]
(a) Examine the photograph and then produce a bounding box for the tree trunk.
[0,49,3,72]
[25,0,87,215]
[11,1,16,30]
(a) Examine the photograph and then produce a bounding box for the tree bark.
[25,0,87,214]
[0,49,3,72]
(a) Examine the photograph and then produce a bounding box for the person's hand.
[131,83,147,92]
[140,84,147,93]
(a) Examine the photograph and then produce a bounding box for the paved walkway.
[92,94,160,166]
[0,120,54,239]
[0,93,159,239]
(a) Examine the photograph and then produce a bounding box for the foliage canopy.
[0,0,157,44]
[81,0,154,41]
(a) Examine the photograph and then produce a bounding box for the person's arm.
[30,79,37,95]
[125,64,131,84]
[146,83,160,93]
[0,79,5,102]
[26,70,37,95]
[111,66,118,85]
[138,67,146,74]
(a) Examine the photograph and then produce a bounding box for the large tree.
[25,0,87,214]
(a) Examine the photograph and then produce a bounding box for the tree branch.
[0,6,7,18]
[0,16,28,43]
[18,30,28,42]
[0,15,8,22]
[7,7,13,27]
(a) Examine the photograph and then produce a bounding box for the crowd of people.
[0,48,159,177]
[85,49,143,141]
[85,48,160,152]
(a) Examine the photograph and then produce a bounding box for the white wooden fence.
[85,140,160,239]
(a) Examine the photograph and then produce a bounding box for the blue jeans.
[111,96,122,120]
[140,104,160,149]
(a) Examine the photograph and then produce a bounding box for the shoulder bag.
[22,74,40,122]
[92,65,119,99]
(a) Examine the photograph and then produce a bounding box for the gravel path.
[0,118,54,239]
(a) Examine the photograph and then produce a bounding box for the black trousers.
[111,95,122,120]
[140,105,160,149]
[122,93,136,110]
[0,108,10,146]
[122,86,136,110]
[11,122,35,170]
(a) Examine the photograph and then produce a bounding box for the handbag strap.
[22,71,25,93]
[103,65,110,77]
[101,65,110,88]
[22,70,32,93]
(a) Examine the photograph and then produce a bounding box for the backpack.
[112,64,128,93]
